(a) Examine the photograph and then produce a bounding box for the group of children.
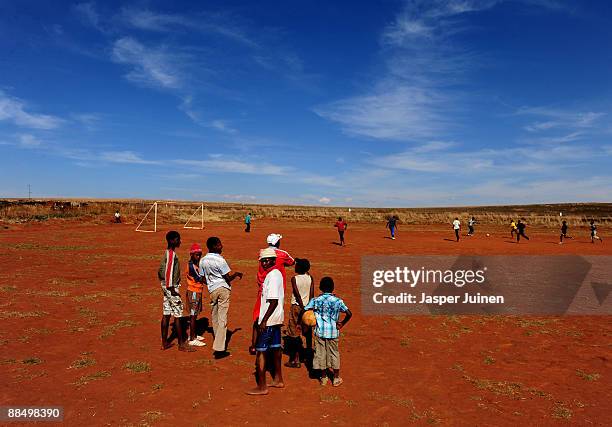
[157,230,352,396]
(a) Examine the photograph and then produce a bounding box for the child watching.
[158,231,194,352]
[186,243,206,346]
[285,258,314,369]
[303,277,352,386]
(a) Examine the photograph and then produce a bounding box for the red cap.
[189,243,202,254]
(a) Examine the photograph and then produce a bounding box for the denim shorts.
[255,325,282,352]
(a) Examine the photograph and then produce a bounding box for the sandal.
[284,361,301,368]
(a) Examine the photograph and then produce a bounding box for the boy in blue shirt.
[303,277,352,386]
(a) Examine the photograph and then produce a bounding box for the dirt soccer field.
[0,219,610,426]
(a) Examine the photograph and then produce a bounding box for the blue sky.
[1,0,611,207]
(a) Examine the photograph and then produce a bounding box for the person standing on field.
[590,219,603,243]
[386,215,399,240]
[199,236,243,359]
[245,212,252,233]
[467,216,476,236]
[516,219,529,243]
[334,217,348,246]
[452,217,461,242]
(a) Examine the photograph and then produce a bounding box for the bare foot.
[269,381,285,388]
[178,345,196,352]
[161,342,174,350]
[246,387,269,395]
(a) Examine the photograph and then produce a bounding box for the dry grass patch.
[73,370,111,386]
[124,361,151,373]
[101,320,140,338]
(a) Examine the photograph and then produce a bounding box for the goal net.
[184,203,204,229]
[135,202,157,233]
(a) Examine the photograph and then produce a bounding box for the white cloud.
[318,197,331,204]
[111,37,183,89]
[175,157,291,176]
[71,113,103,130]
[17,134,42,148]
[100,151,159,164]
[74,2,104,32]
[210,119,238,134]
[119,8,258,47]
[0,91,63,129]
[314,84,450,141]
[517,107,606,134]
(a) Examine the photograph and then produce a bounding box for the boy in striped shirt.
[158,231,194,352]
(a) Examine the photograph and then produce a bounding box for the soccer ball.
[302,310,317,327]
[486,233,490,237]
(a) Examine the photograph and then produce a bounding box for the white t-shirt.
[453,220,461,230]
[199,253,231,293]
[291,274,312,306]
[258,269,284,326]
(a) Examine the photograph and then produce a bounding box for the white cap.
[266,233,282,245]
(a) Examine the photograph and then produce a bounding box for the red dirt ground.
[0,219,610,426]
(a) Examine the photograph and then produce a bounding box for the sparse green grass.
[400,336,411,347]
[100,320,140,338]
[576,370,600,381]
[1,358,17,365]
[141,411,163,424]
[463,375,551,400]
[73,370,111,386]
[368,391,414,408]
[483,355,496,365]
[152,383,164,391]
[73,292,113,302]
[0,310,48,319]
[124,361,151,373]
[552,402,572,419]
[22,357,42,365]
[70,357,96,369]
[0,285,17,292]
[320,393,340,402]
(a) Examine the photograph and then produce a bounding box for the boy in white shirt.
[247,247,285,395]
[199,236,243,359]
[452,218,461,242]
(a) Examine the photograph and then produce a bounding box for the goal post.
[135,202,157,233]
[184,203,204,229]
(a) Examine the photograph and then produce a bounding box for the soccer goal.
[184,203,204,229]
[135,202,158,233]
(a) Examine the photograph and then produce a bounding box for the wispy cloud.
[119,7,258,48]
[0,91,64,130]
[17,134,42,148]
[70,113,103,130]
[111,37,184,89]
[175,157,291,176]
[210,119,238,134]
[313,1,490,141]
[518,106,605,133]
[99,151,159,165]
[73,2,107,33]
[315,0,570,142]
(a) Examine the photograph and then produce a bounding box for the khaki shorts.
[313,335,340,370]
[287,305,302,338]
